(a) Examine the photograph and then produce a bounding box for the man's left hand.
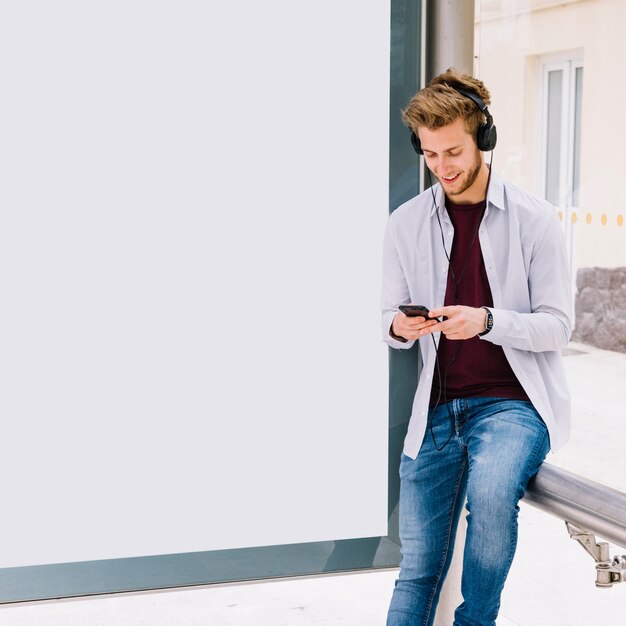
[420,305,487,340]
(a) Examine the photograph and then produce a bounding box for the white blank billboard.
[0,0,390,568]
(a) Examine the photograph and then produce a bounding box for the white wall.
[477,0,626,269]
[0,0,391,568]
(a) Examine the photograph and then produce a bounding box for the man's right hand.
[391,310,439,341]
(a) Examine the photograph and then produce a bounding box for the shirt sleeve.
[381,216,416,350]
[480,209,573,352]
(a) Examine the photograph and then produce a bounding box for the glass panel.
[546,69,563,205]
[477,2,625,623]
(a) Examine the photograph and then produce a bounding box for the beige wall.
[476,0,626,268]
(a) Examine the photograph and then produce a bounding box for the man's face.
[417,117,487,204]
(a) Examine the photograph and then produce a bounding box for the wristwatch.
[478,306,493,336]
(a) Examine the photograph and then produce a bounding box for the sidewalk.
[0,341,624,625]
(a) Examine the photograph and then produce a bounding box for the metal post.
[425,0,475,80]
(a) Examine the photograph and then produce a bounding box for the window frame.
[539,55,583,210]
[538,51,583,296]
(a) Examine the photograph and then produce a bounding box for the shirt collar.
[428,169,505,216]
[486,170,505,211]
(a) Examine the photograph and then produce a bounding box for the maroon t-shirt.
[429,197,529,406]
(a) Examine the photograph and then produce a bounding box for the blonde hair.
[402,68,492,139]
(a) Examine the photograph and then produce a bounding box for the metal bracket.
[566,521,626,587]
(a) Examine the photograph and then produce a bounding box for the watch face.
[478,309,493,337]
[481,307,493,333]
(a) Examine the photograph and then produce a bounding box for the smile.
[442,173,461,184]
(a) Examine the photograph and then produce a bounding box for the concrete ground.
[0,341,624,626]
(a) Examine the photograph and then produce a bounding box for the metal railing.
[524,463,626,587]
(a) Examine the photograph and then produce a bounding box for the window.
[540,55,583,289]
[541,56,583,209]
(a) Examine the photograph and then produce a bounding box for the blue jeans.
[386,397,550,626]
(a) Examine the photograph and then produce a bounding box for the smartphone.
[399,305,444,322]
[399,304,431,318]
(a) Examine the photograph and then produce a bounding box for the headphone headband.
[448,84,493,124]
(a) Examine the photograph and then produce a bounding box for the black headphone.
[410,83,497,154]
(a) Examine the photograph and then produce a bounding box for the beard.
[440,148,483,198]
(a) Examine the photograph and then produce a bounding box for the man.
[383,68,573,626]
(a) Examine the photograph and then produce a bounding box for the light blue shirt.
[382,172,573,459]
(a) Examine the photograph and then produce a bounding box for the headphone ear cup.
[410,130,423,155]
[477,123,497,151]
